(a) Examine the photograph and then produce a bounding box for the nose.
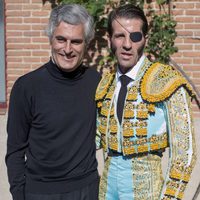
[122,36,132,50]
[64,41,72,54]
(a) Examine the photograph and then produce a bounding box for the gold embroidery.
[138,145,148,153]
[147,103,155,113]
[150,143,159,151]
[99,157,111,200]
[101,135,106,150]
[101,100,111,116]
[105,85,115,100]
[165,188,176,197]
[123,139,134,146]
[120,133,168,156]
[110,104,114,116]
[110,117,118,133]
[108,135,118,151]
[95,73,115,101]
[169,156,187,180]
[137,102,147,109]
[136,103,149,119]
[177,192,184,200]
[135,121,148,127]
[124,102,135,119]
[97,60,176,159]
[122,120,134,137]
[177,184,187,199]
[99,117,107,135]
[136,128,147,137]
[162,197,171,200]
[163,88,196,199]
[164,180,180,197]
[124,147,136,155]
[140,62,194,103]
[97,101,102,108]
[132,154,163,200]
[183,166,192,182]
[127,86,138,101]
[137,110,148,119]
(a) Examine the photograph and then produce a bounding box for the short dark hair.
[107,4,148,37]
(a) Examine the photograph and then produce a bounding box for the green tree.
[43,0,178,68]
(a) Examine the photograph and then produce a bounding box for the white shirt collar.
[116,55,146,82]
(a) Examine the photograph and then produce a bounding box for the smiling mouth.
[58,52,76,60]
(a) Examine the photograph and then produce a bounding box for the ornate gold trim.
[140,62,194,103]
[95,73,115,101]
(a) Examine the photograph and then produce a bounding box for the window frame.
[0,0,6,111]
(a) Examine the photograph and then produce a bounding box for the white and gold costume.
[96,56,196,200]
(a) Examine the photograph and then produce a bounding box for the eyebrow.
[55,36,83,42]
[55,36,66,40]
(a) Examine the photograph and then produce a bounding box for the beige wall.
[1,115,200,199]
[0,114,12,200]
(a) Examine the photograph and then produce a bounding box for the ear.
[144,34,149,45]
[107,33,111,49]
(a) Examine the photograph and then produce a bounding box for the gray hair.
[46,4,94,45]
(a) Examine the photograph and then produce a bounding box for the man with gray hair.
[6,4,101,200]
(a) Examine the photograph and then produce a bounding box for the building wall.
[171,0,200,118]
[5,0,51,106]
[4,0,200,117]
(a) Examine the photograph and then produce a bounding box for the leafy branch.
[44,0,178,67]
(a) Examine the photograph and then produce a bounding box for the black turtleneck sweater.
[6,60,101,200]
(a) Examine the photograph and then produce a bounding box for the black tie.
[117,75,132,124]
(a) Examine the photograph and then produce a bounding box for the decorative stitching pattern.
[161,88,196,199]
[140,63,194,103]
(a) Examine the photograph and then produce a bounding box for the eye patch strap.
[115,18,143,42]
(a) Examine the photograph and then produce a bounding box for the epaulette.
[95,73,115,107]
[140,62,194,103]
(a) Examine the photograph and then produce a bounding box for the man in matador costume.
[96,4,198,200]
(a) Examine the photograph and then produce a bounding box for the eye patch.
[130,32,143,42]
[114,19,143,43]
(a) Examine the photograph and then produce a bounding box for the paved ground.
[1,114,200,200]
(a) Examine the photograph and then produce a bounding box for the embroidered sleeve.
[96,110,102,150]
[160,87,197,200]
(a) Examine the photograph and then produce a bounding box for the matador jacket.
[96,57,197,200]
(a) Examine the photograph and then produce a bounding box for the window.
[0,0,6,109]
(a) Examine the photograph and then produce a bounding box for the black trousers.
[25,180,99,200]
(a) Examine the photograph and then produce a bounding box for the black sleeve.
[5,78,32,200]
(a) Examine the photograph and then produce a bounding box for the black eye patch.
[130,32,143,42]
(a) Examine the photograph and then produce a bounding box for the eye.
[55,36,66,43]
[114,33,125,39]
[71,39,83,45]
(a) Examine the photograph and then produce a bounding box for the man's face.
[51,21,86,72]
[110,18,146,74]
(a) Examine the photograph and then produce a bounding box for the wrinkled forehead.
[116,17,143,27]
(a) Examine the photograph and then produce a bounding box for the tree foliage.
[145,0,178,63]
[44,0,178,68]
